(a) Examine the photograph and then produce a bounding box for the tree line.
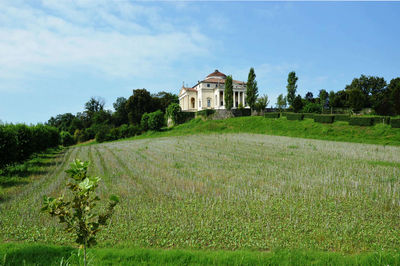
[277,72,400,115]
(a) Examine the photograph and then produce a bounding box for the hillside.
[132,116,400,146]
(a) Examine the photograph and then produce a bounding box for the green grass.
[126,116,400,146]
[2,134,400,254]
[1,243,400,265]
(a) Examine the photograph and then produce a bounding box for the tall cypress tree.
[246,68,258,110]
[286,71,298,107]
[224,75,233,110]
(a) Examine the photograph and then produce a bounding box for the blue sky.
[1,1,400,124]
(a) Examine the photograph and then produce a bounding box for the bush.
[370,116,391,125]
[303,113,315,119]
[349,117,374,126]
[176,112,195,124]
[95,125,112,143]
[390,118,400,128]
[264,113,280,118]
[166,103,181,126]
[147,110,165,131]
[140,113,150,131]
[196,109,215,117]
[109,127,121,141]
[314,115,334,124]
[302,102,321,114]
[286,113,304,120]
[232,109,251,117]
[334,114,350,122]
[60,131,75,146]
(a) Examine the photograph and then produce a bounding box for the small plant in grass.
[42,159,119,266]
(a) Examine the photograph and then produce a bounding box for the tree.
[246,68,258,110]
[147,110,165,131]
[255,94,269,113]
[166,103,181,126]
[42,159,119,266]
[276,94,287,112]
[126,89,155,125]
[224,75,234,110]
[85,97,105,115]
[345,75,386,109]
[389,78,400,115]
[112,97,128,126]
[305,92,314,103]
[319,89,328,112]
[292,94,303,113]
[286,71,298,106]
[152,92,179,113]
[328,91,335,114]
[348,88,365,112]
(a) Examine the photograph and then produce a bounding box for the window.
[207,84,210,87]
[207,98,211,107]
[215,84,218,88]
[199,100,201,108]
[191,97,195,109]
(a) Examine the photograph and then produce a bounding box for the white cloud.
[0,0,211,85]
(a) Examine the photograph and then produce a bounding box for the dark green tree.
[112,97,128,126]
[328,90,335,114]
[126,89,155,125]
[348,88,366,112]
[224,75,234,110]
[286,71,298,106]
[389,78,400,115]
[319,89,328,112]
[166,103,181,126]
[305,92,314,103]
[152,92,179,113]
[292,94,303,113]
[246,68,258,110]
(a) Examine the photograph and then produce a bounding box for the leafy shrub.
[334,114,350,122]
[370,116,390,125]
[286,113,304,120]
[264,113,280,118]
[196,109,215,117]
[109,127,121,141]
[314,115,334,124]
[303,113,315,119]
[95,125,112,143]
[166,103,181,126]
[390,118,400,128]
[349,117,374,126]
[140,113,150,131]
[302,102,321,114]
[147,110,165,131]
[60,131,75,146]
[232,109,251,117]
[176,112,195,124]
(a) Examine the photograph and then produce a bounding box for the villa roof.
[202,78,246,85]
[206,69,227,78]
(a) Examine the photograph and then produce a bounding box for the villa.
[178,70,247,112]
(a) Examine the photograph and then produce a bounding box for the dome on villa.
[205,69,226,79]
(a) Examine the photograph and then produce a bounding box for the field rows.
[1,133,400,252]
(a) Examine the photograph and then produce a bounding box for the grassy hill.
[133,116,400,146]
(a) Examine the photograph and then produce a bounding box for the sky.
[1,1,400,124]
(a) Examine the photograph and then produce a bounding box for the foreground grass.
[1,134,400,253]
[129,116,400,146]
[1,243,399,266]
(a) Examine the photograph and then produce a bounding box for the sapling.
[42,159,119,266]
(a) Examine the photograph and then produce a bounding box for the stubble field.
[1,133,400,253]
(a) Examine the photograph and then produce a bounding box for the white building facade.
[179,70,247,112]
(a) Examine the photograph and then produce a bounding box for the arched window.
[207,98,211,107]
[191,97,195,108]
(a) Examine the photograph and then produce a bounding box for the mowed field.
[1,133,400,253]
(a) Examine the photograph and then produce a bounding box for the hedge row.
[391,118,400,128]
[349,117,374,126]
[371,116,391,125]
[0,124,60,168]
[303,113,315,119]
[286,113,304,120]
[314,115,334,124]
[196,109,216,117]
[334,114,350,122]
[264,113,280,118]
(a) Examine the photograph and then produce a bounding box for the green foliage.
[140,113,150,131]
[286,71,298,106]
[119,124,141,138]
[276,94,287,111]
[246,68,258,110]
[389,78,400,115]
[254,94,269,113]
[42,159,119,265]
[196,109,216,117]
[166,103,181,126]
[302,102,321,114]
[349,117,374,126]
[292,95,303,113]
[318,89,328,110]
[60,131,75,146]
[314,114,334,124]
[224,75,234,110]
[286,113,304,120]
[334,114,350,122]
[147,110,165,131]
[231,109,251,117]
[370,116,391,125]
[95,125,112,143]
[126,89,156,125]
[390,118,400,128]
[176,112,195,124]
[303,113,315,119]
[264,112,280,118]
